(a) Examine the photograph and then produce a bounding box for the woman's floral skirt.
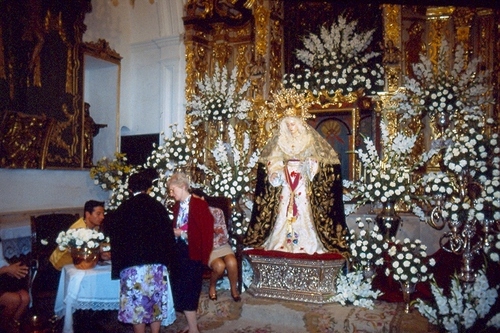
[118,263,175,326]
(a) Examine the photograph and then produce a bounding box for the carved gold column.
[378,4,402,141]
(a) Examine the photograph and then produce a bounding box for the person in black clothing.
[0,240,29,333]
[108,170,176,333]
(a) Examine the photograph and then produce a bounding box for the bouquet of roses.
[385,238,435,284]
[344,121,434,213]
[145,124,197,176]
[348,217,388,270]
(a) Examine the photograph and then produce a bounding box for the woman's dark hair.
[128,170,155,193]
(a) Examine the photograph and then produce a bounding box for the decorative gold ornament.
[266,88,313,122]
[307,89,362,109]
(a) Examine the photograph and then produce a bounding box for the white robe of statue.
[262,116,327,254]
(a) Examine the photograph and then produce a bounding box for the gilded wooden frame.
[308,107,360,181]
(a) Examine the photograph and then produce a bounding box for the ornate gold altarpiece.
[182,1,499,302]
[0,0,120,169]
[183,1,499,178]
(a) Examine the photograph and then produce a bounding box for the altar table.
[54,263,119,333]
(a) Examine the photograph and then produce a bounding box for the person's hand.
[7,262,29,279]
[173,228,183,238]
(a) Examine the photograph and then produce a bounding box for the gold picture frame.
[308,106,379,182]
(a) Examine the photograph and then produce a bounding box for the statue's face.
[285,118,299,136]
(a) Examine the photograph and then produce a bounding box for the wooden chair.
[204,196,243,294]
[29,213,79,318]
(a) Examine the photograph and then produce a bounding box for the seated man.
[0,240,30,333]
[49,200,105,270]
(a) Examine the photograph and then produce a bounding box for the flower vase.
[71,246,99,269]
[435,111,450,138]
[375,201,401,239]
[400,281,416,313]
[363,262,375,279]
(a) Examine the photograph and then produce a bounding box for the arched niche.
[81,39,122,167]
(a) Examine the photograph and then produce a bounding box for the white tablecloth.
[54,263,119,333]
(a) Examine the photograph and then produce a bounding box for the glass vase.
[400,281,416,314]
[363,261,376,279]
[375,200,401,239]
[71,246,99,270]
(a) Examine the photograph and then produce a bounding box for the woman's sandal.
[209,291,217,301]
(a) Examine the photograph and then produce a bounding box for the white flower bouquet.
[344,121,434,213]
[348,217,388,269]
[283,14,384,97]
[197,125,259,200]
[187,64,251,123]
[56,228,108,250]
[145,124,197,174]
[485,233,500,263]
[196,125,260,235]
[393,39,492,121]
[415,268,500,333]
[332,270,383,310]
[420,115,500,224]
[385,238,435,284]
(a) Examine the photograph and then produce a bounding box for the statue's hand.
[305,158,319,179]
[269,172,283,187]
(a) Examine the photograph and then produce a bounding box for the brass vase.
[71,246,99,269]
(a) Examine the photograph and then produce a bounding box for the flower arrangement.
[56,228,108,250]
[485,233,500,262]
[348,217,388,270]
[393,39,492,121]
[415,268,500,333]
[283,14,384,98]
[186,64,252,123]
[417,115,500,224]
[331,270,383,310]
[90,153,133,191]
[145,124,197,176]
[385,238,435,284]
[198,125,259,199]
[343,121,434,214]
[196,124,260,235]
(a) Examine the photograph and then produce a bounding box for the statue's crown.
[267,88,314,121]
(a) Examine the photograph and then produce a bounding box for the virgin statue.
[243,89,348,255]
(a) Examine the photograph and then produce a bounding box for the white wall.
[0,169,108,212]
[0,0,186,214]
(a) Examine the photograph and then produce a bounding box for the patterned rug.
[64,288,436,333]
[197,290,436,333]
